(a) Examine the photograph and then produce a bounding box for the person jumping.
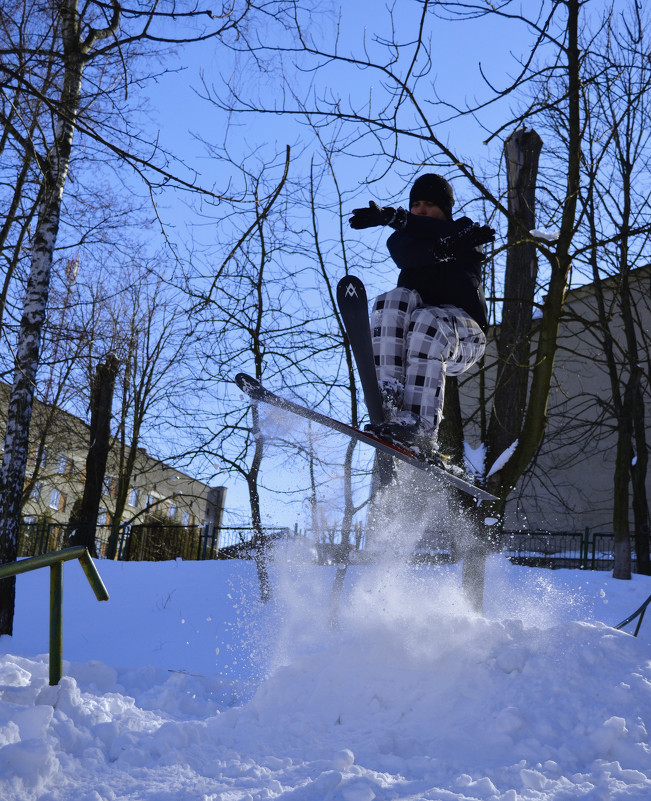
[349,173,494,458]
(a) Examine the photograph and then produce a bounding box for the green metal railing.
[0,547,109,685]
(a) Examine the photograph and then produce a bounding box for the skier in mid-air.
[349,173,495,458]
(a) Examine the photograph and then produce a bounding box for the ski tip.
[337,274,366,300]
[235,373,264,398]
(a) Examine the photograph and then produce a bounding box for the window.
[49,488,66,512]
[182,511,192,526]
[167,504,177,520]
[49,488,60,509]
[30,482,42,501]
[30,447,47,468]
[56,453,72,475]
[102,475,116,497]
[127,488,140,507]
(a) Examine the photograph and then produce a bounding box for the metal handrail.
[615,592,651,637]
[0,546,109,685]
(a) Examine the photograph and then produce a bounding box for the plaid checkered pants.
[372,287,486,436]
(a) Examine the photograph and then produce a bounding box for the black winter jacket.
[386,214,489,332]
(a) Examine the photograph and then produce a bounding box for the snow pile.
[0,555,650,800]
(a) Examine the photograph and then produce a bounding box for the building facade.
[460,266,650,533]
[0,382,226,543]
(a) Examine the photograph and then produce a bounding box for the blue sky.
[143,1,526,221]
[130,2,531,526]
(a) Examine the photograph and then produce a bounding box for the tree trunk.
[438,377,465,466]
[461,539,488,614]
[0,65,84,634]
[108,331,142,559]
[608,122,647,578]
[631,383,650,574]
[452,129,543,612]
[613,537,632,581]
[441,128,544,612]
[612,386,633,580]
[248,402,271,603]
[68,355,119,556]
[487,128,543,472]
[489,0,582,498]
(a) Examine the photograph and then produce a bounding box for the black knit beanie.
[409,174,454,219]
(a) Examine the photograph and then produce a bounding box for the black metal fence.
[501,529,639,571]
[17,521,296,562]
[123,524,220,561]
[17,521,220,562]
[17,522,118,559]
[16,519,646,571]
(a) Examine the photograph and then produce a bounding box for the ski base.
[336,274,393,488]
[235,373,496,501]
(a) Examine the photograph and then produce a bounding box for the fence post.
[581,527,590,570]
[591,529,597,570]
[117,523,128,560]
[203,525,215,560]
[37,521,47,555]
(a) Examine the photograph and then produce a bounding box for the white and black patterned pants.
[372,287,486,436]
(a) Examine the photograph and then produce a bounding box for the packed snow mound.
[0,557,650,800]
[248,614,651,771]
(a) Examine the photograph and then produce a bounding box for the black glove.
[450,217,496,249]
[428,218,495,263]
[349,201,406,230]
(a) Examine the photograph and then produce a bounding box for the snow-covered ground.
[0,547,650,800]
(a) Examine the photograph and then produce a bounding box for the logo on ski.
[343,281,360,299]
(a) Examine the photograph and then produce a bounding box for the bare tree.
[575,4,651,576]
[213,0,607,607]
[191,148,297,602]
[107,274,202,555]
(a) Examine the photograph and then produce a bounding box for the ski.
[235,372,497,501]
[330,276,392,628]
[337,275,385,425]
[336,275,393,487]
